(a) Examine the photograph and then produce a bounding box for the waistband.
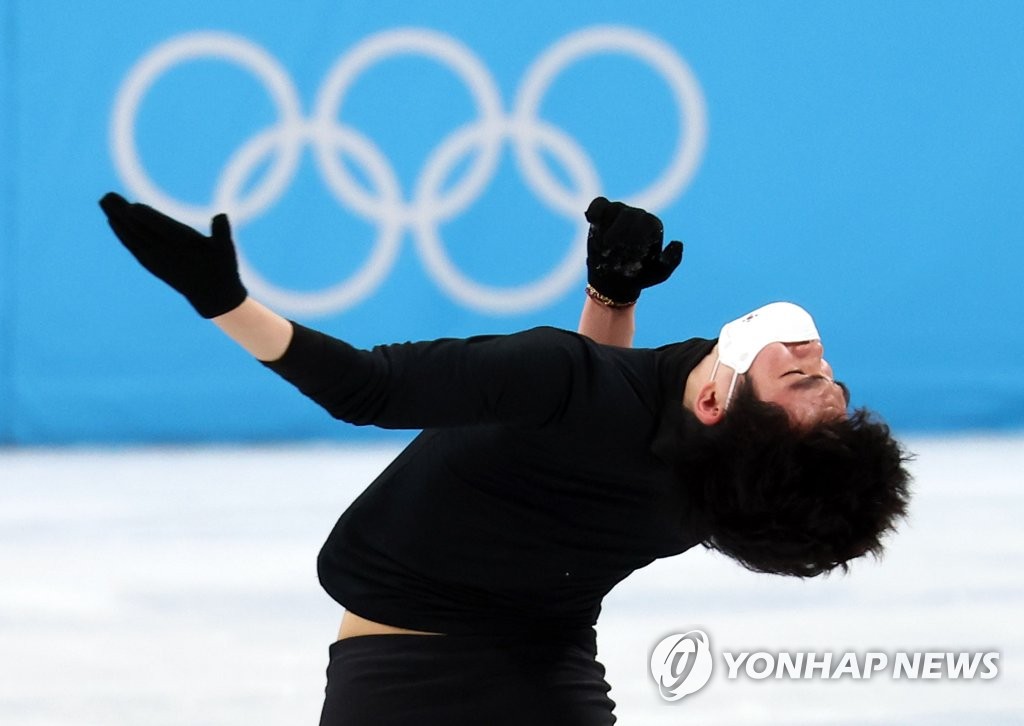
[329,628,598,659]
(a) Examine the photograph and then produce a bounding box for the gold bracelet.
[585,284,636,308]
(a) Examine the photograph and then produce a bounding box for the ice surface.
[1,436,1021,724]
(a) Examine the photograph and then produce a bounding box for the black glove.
[584,196,683,305]
[99,192,248,318]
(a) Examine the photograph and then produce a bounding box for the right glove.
[99,192,248,318]
[584,196,684,306]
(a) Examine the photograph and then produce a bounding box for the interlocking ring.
[111,26,707,315]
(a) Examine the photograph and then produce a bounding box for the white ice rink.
[2,435,1022,725]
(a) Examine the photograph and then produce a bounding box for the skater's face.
[744,340,850,427]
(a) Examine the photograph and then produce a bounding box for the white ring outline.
[413,119,599,313]
[213,125,404,316]
[312,28,505,226]
[111,31,304,228]
[513,25,707,212]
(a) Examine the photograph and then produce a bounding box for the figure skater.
[98,193,910,725]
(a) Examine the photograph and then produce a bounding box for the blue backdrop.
[1,0,1022,444]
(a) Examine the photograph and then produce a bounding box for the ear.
[692,380,726,426]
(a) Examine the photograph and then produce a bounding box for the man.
[99,193,910,725]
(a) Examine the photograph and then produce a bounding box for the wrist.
[212,297,294,361]
[585,283,637,308]
[579,290,636,346]
[191,278,248,319]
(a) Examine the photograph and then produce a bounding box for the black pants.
[318,633,616,725]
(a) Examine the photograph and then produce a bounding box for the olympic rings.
[110,26,707,315]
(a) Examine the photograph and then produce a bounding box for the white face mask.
[710,302,821,407]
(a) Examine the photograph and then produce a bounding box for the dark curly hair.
[672,381,913,577]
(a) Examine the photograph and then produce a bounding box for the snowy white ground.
[2,435,1022,725]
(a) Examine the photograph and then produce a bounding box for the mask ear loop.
[724,371,739,409]
[709,357,740,411]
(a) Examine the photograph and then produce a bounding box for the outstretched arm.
[97,193,589,431]
[575,197,683,347]
[99,192,294,361]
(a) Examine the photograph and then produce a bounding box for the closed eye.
[787,375,828,392]
[786,372,850,406]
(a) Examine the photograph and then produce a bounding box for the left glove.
[99,192,248,318]
[584,196,683,306]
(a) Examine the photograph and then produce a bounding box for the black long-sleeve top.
[264,324,716,642]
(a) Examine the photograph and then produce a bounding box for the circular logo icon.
[650,629,714,701]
